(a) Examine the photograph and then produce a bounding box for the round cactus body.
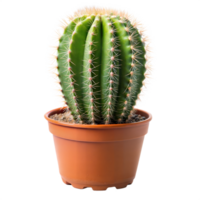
[56,8,149,124]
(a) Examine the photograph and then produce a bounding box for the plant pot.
[45,107,152,190]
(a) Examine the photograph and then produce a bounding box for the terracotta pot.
[45,107,152,190]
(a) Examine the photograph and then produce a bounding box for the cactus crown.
[53,8,150,124]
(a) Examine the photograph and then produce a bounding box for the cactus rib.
[101,16,120,123]
[83,16,102,123]
[112,18,146,122]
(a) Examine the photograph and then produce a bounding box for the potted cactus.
[45,8,152,190]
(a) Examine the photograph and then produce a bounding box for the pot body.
[45,107,152,190]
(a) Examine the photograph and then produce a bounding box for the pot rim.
[44,107,152,130]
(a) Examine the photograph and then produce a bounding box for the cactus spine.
[56,8,149,124]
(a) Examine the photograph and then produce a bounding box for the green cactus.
[56,8,149,124]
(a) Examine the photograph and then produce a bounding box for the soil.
[49,109,147,124]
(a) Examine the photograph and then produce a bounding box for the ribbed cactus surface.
[56,9,148,124]
[45,3,156,124]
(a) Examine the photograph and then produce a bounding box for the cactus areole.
[56,8,149,124]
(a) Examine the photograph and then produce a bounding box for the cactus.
[55,8,150,124]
